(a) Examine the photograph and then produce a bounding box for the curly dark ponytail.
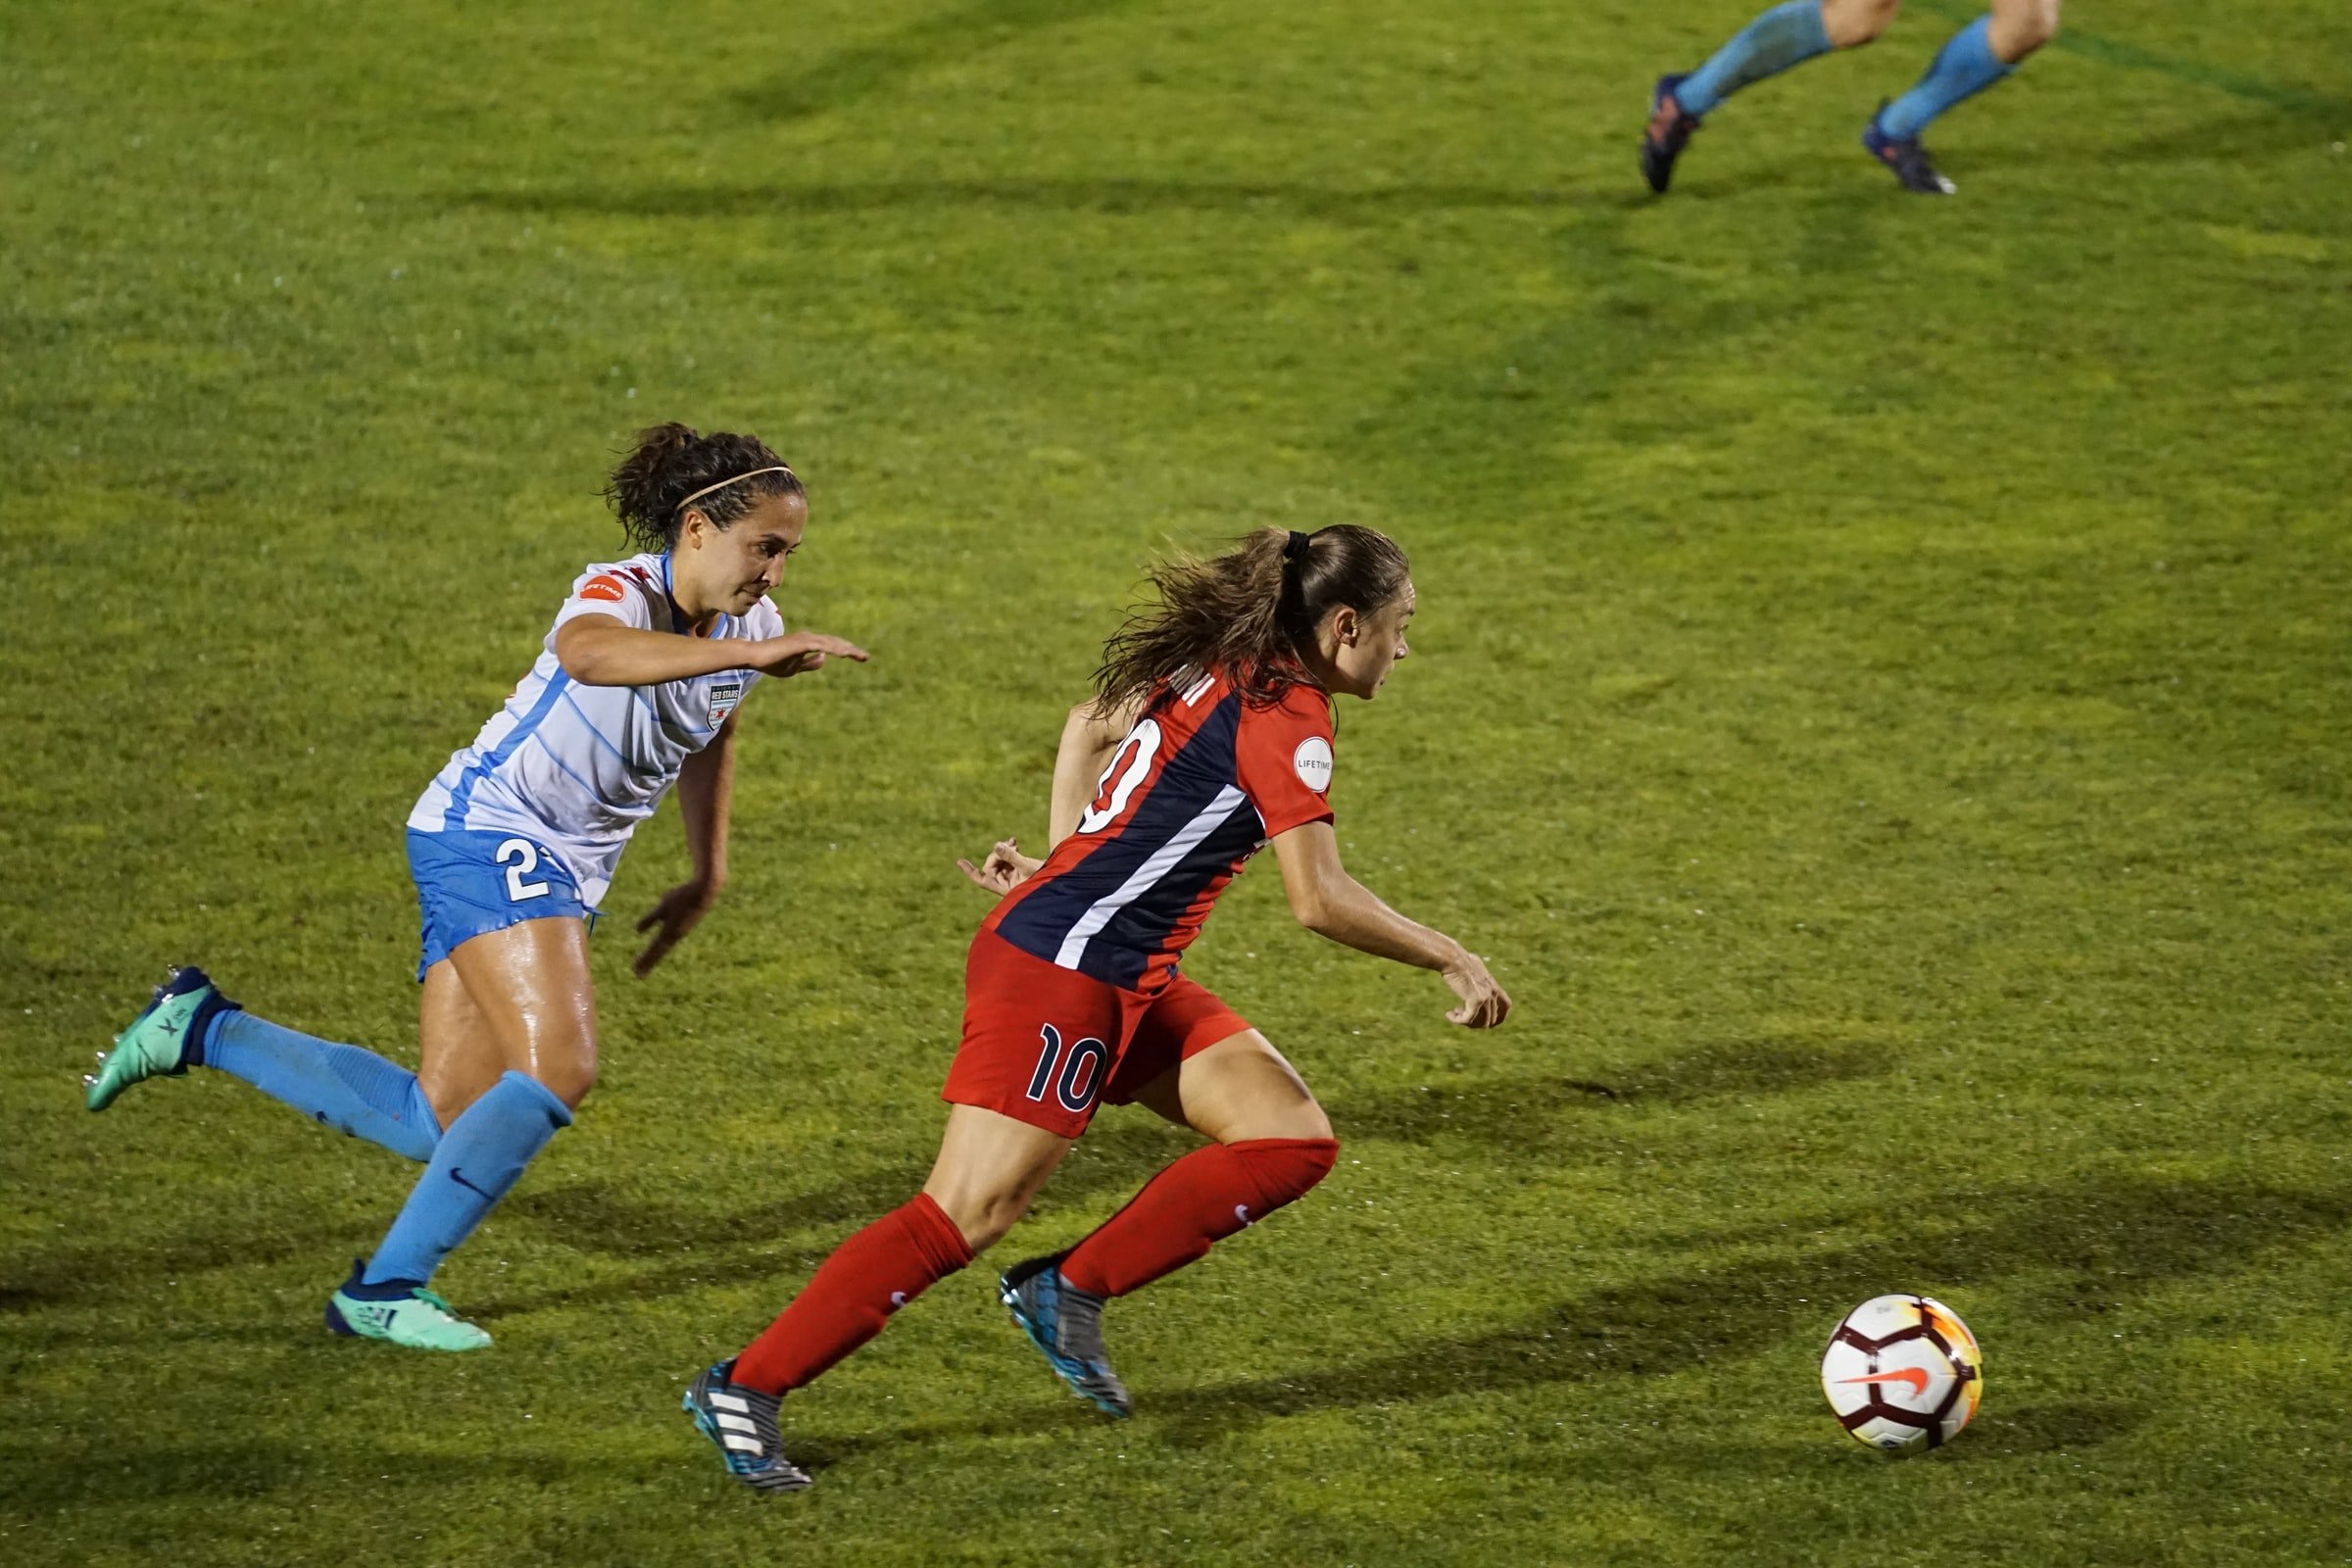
[604,422,806,552]
[1093,524,1412,711]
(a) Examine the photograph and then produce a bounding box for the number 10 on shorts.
[1025,1023,1108,1114]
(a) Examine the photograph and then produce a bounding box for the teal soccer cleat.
[325,1261,493,1351]
[86,966,237,1111]
[683,1360,811,1494]
[1000,1254,1131,1417]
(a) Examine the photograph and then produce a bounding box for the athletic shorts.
[941,929,1253,1138]
[406,828,597,981]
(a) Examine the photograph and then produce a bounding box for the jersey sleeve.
[1234,687,1337,837]
[551,563,658,634]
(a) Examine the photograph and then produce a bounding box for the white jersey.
[408,553,782,906]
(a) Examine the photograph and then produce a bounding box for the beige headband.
[673,465,795,515]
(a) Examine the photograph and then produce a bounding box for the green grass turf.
[5,0,2350,1561]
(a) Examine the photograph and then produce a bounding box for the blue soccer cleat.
[86,966,237,1111]
[1641,73,1703,194]
[683,1359,810,1494]
[1000,1254,1131,1417]
[1862,104,1956,195]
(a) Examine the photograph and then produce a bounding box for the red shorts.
[941,929,1253,1138]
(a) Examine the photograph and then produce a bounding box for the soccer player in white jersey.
[85,423,866,1350]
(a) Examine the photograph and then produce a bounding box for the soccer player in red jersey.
[683,524,1511,1491]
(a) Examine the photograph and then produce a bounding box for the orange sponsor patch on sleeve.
[577,575,627,603]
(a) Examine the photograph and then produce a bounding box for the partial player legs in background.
[1644,1,1893,193]
[1866,0,2060,193]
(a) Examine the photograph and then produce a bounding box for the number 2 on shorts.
[495,837,551,903]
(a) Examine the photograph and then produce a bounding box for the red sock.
[730,1193,973,1395]
[1059,1137,1338,1298]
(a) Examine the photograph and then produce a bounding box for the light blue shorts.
[406,829,598,981]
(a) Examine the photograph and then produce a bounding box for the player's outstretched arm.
[636,714,736,976]
[555,614,868,687]
[1269,820,1511,1028]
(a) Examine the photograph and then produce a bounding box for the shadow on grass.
[450,177,1581,224]
[1137,1172,2346,1444]
[734,0,1147,122]
[477,1034,1883,1314]
[1325,1034,1891,1151]
[0,1225,360,1314]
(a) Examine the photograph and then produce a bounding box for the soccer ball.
[1820,1294,1983,1452]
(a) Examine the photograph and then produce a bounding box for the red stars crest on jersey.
[986,666,1336,993]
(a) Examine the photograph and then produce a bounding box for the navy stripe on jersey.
[1090,797,1268,964]
[995,694,1259,989]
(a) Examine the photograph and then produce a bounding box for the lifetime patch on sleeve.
[1292,735,1334,793]
[577,575,627,603]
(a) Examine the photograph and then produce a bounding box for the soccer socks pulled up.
[201,1010,442,1162]
[1059,1138,1340,1298]
[1676,0,1832,118]
[361,1070,571,1287]
[731,1194,974,1395]
[1879,15,2011,139]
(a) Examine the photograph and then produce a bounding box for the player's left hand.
[957,838,1041,897]
[634,879,720,976]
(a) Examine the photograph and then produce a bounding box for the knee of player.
[1824,0,1900,48]
[1276,1101,1336,1145]
[534,1055,599,1109]
[930,1185,1031,1253]
[2007,0,2060,54]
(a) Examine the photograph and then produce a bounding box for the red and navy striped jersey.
[986,667,1337,992]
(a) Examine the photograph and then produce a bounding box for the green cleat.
[86,966,235,1112]
[326,1262,493,1351]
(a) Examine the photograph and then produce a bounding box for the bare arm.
[634,715,736,976]
[1270,820,1511,1028]
[959,695,1145,894]
[556,614,868,688]
[1047,696,1146,849]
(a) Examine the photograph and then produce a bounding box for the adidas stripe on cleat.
[1000,1254,1131,1418]
[86,966,238,1112]
[683,1360,810,1494]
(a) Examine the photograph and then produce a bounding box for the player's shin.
[730,1194,974,1395]
[202,1011,442,1162]
[1058,1138,1339,1298]
[1879,15,2014,139]
[1675,1,1833,118]
[359,1070,572,1286]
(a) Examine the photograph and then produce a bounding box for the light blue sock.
[363,1070,572,1286]
[203,1010,441,1163]
[1677,0,1832,118]
[1879,15,2011,139]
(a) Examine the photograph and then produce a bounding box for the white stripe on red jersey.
[988,668,1335,992]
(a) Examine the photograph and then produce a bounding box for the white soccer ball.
[1820,1294,1984,1453]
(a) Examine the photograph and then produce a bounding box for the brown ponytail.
[1093,524,1411,711]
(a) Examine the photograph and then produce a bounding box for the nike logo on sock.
[449,1167,496,1199]
[1234,1204,1254,1227]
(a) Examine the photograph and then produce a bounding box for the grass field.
[6,0,2351,1562]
